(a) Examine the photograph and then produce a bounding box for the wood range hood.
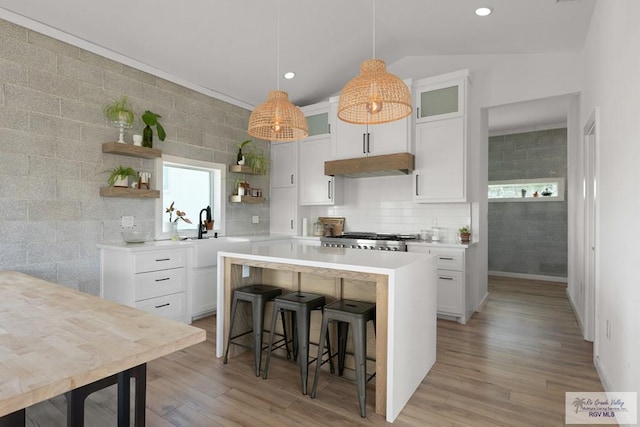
[324,152,415,178]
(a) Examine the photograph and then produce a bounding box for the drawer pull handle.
[155,303,170,308]
[155,277,170,282]
[155,258,171,262]
[439,257,454,260]
[439,276,454,281]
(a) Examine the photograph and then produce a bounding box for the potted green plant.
[458,225,471,243]
[141,110,166,148]
[244,146,269,175]
[236,139,251,165]
[103,96,134,143]
[107,166,138,187]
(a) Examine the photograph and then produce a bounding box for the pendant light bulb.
[366,98,383,114]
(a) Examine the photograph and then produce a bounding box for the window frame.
[488,177,565,203]
[154,155,227,239]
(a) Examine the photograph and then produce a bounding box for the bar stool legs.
[311,299,376,418]
[223,285,288,377]
[263,292,334,395]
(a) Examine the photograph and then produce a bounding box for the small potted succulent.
[107,166,138,187]
[458,225,471,243]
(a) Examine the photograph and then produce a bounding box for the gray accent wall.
[0,18,269,295]
[488,128,567,278]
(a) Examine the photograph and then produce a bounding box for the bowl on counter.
[121,230,151,243]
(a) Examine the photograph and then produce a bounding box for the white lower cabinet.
[188,239,250,320]
[100,246,189,323]
[191,266,217,319]
[408,245,469,324]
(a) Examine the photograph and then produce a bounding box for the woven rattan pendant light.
[247,0,308,142]
[337,0,412,125]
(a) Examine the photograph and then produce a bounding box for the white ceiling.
[0,0,595,130]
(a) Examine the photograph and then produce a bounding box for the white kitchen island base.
[217,242,436,422]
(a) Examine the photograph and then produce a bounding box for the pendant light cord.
[372,0,376,59]
[276,0,280,90]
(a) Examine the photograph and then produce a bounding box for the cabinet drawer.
[437,270,463,315]
[430,249,464,271]
[135,292,186,320]
[134,250,186,273]
[135,268,186,301]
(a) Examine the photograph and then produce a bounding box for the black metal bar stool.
[310,299,376,418]
[262,291,334,395]
[224,284,290,376]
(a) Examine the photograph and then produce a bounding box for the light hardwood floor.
[26,276,605,426]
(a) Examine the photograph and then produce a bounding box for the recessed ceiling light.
[284,71,295,80]
[475,7,492,17]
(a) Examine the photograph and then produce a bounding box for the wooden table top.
[0,271,206,417]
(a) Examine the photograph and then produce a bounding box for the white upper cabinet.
[335,118,411,159]
[332,80,413,160]
[414,69,468,124]
[299,137,343,206]
[270,141,297,188]
[302,101,332,140]
[414,117,466,202]
[413,70,468,203]
[298,101,342,206]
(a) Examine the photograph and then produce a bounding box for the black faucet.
[198,206,212,239]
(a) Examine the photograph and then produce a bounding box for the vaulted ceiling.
[0,0,595,129]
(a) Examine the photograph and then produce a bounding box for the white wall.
[580,0,640,408]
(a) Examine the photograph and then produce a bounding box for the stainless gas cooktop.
[320,232,416,252]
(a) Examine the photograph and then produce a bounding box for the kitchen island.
[217,242,437,422]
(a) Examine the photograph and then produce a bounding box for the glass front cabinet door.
[414,69,468,124]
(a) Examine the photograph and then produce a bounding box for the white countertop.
[218,241,430,275]
[97,236,252,252]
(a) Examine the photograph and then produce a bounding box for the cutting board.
[318,217,345,236]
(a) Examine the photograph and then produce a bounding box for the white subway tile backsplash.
[304,177,471,241]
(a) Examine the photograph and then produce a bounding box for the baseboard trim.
[488,271,567,283]
[477,292,490,311]
[566,288,590,341]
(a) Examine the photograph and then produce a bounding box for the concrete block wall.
[0,18,269,295]
[488,128,568,278]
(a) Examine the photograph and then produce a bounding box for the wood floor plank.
[24,276,606,426]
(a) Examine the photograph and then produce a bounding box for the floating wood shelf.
[102,142,162,159]
[228,195,265,204]
[228,164,260,174]
[100,187,160,198]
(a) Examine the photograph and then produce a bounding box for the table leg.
[133,364,147,426]
[0,409,25,427]
[117,370,130,427]
[65,363,147,427]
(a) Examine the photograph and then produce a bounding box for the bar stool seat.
[262,292,334,395]
[223,284,289,376]
[311,299,376,418]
